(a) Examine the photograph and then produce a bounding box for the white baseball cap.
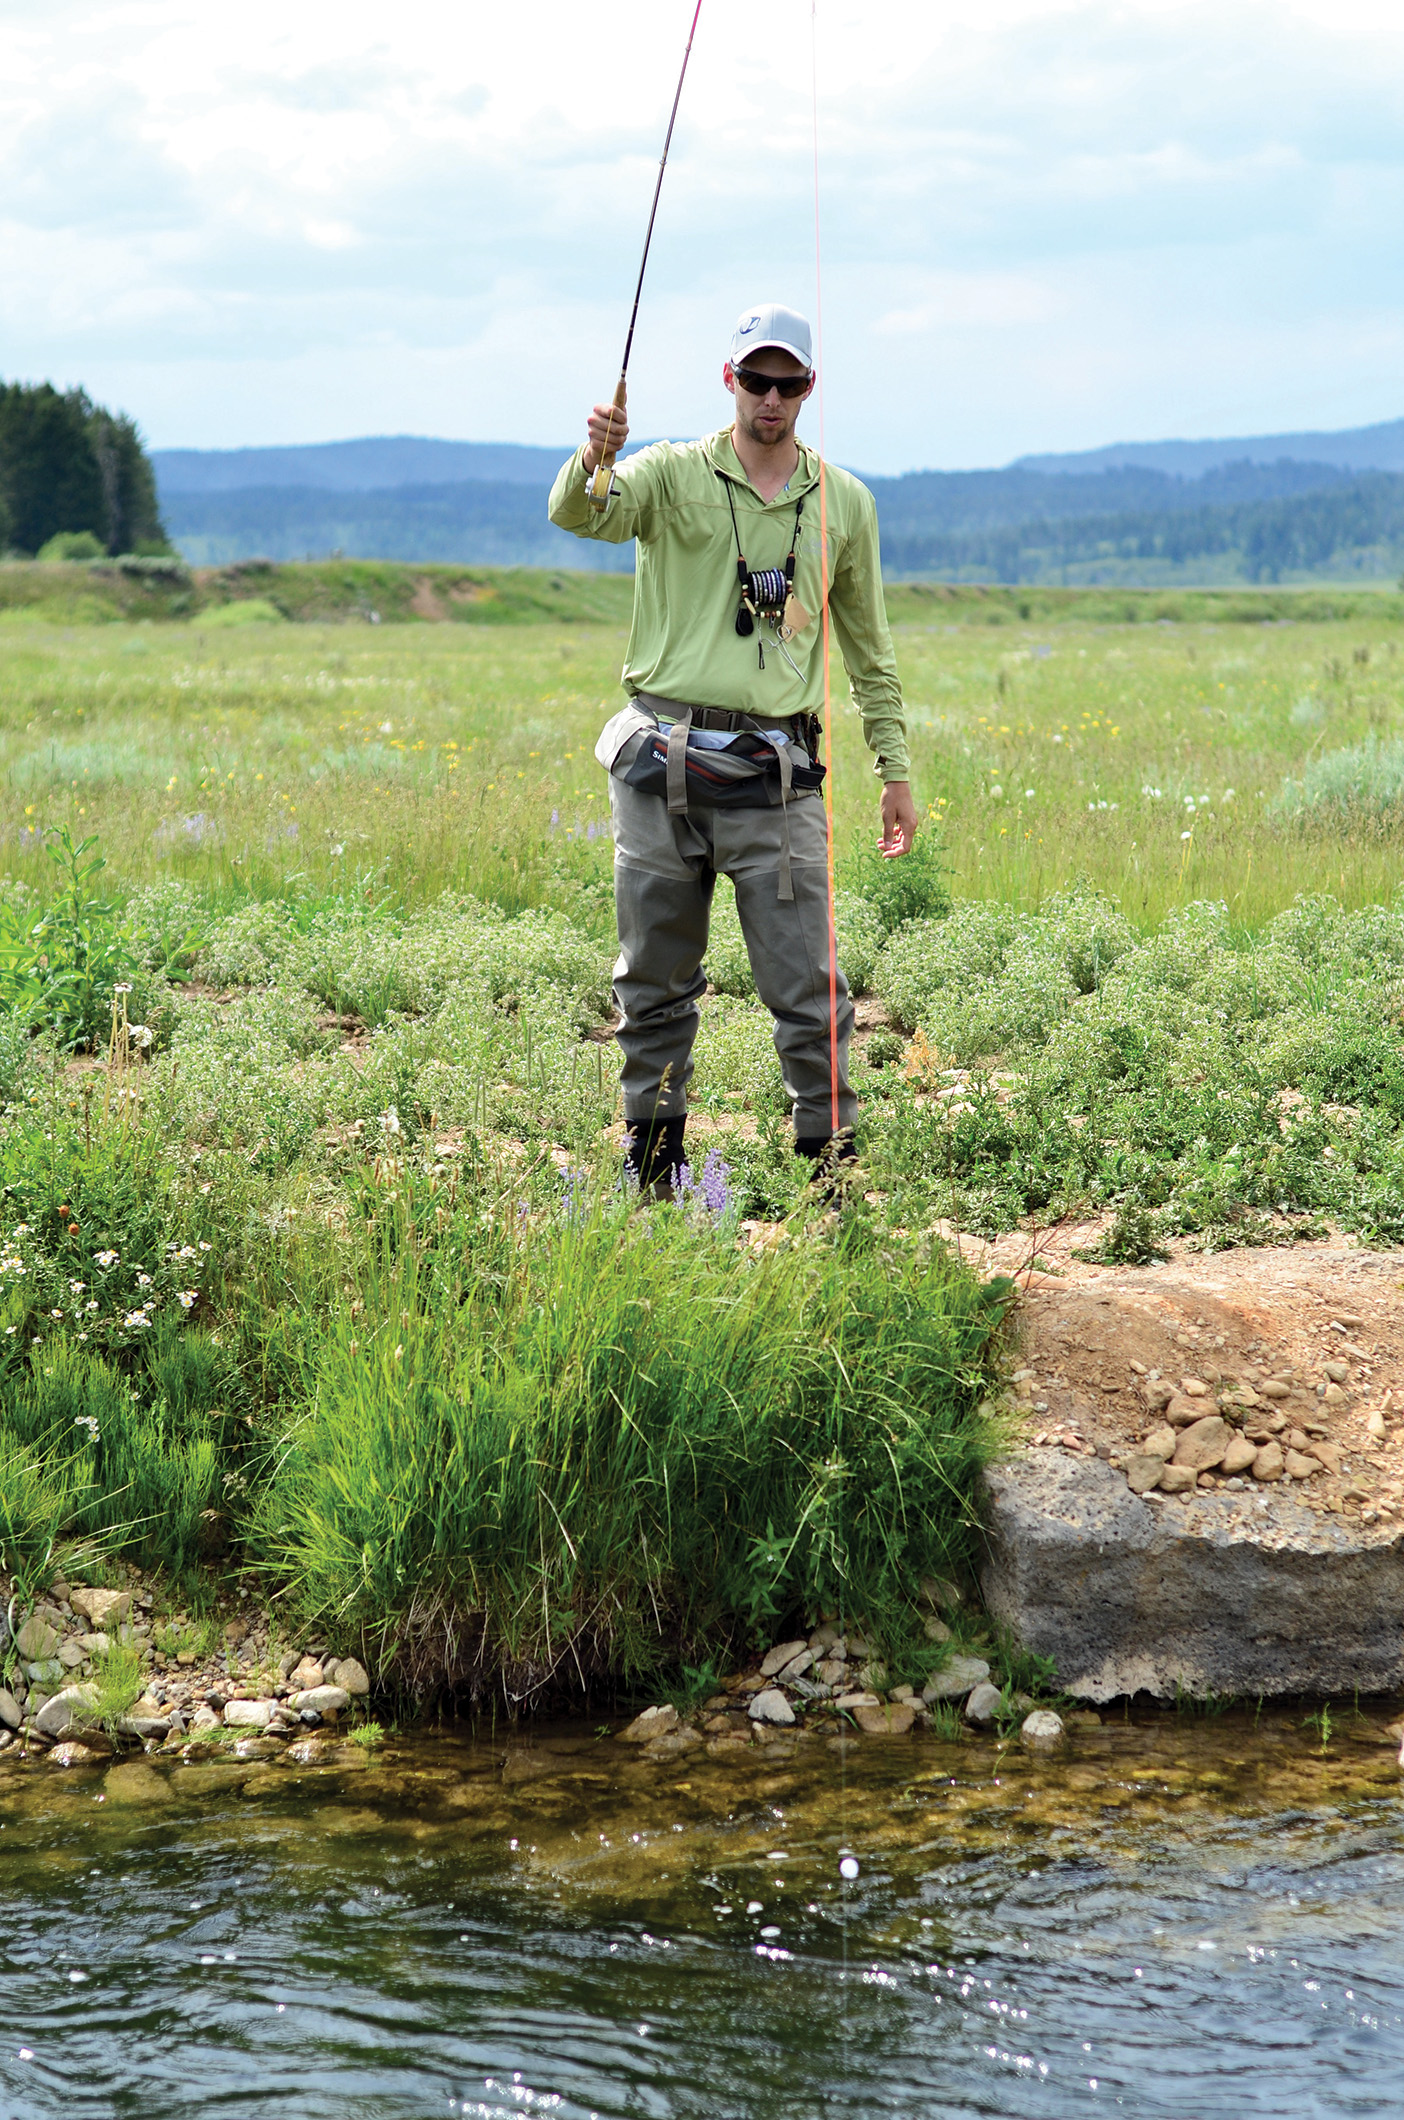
[729,303,812,371]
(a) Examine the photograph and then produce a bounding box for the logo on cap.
[739,314,760,333]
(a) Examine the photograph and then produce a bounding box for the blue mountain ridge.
[151,419,1404,585]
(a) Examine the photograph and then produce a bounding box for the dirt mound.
[965,1229,1404,1531]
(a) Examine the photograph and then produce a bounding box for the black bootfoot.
[625,1116,687,1200]
[794,1128,858,1207]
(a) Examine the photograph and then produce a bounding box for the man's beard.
[738,403,796,447]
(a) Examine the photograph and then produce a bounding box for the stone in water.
[1020,1710,1065,1752]
[964,1681,1003,1725]
[923,1655,990,1703]
[619,1704,678,1743]
[853,1702,913,1736]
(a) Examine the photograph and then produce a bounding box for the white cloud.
[2,0,1404,466]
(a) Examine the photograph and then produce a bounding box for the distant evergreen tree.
[0,382,170,557]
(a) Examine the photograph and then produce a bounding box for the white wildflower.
[176,1290,198,1310]
[113,982,133,995]
[69,1279,85,1294]
[95,1250,118,1268]
[380,1108,402,1136]
[128,1024,154,1049]
[136,1273,153,1288]
[123,1309,151,1329]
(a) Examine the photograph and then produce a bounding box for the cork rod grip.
[587,376,628,511]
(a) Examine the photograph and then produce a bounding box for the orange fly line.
[811,2,841,1141]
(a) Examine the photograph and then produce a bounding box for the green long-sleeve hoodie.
[547,428,908,780]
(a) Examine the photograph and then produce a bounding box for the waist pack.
[595,701,825,813]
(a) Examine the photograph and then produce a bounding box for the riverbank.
[4,611,1404,1744]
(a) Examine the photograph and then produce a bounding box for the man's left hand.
[879,780,918,858]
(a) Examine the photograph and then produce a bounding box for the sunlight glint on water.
[2,1710,1404,2117]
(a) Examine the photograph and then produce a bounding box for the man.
[548,301,916,1193]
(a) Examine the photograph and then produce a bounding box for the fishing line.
[811,3,841,1147]
[812,0,856,2054]
[588,0,705,509]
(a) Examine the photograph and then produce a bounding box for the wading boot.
[795,1128,858,1208]
[624,1115,688,1202]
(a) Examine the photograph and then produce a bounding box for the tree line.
[879,472,1404,585]
[0,382,169,558]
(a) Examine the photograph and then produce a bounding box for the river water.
[3,1705,1403,2118]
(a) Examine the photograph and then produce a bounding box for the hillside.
[150,421,1404,585]
[1016,411,1404,478]
[0,556,1396,630]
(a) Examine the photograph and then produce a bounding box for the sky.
[3,0,1404,472]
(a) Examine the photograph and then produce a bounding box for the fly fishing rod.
[587,0,704,509]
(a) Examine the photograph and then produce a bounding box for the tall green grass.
[246,1172,1008,1695]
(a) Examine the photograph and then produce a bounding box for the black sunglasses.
[732,364,813,400]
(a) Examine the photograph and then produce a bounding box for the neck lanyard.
[718,474,804,668]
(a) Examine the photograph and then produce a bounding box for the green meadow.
[1,569,1403,1702]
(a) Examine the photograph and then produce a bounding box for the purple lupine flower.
[561,1167,589,1222]
[675,1146,734,1216]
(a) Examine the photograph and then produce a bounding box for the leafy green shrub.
[875,901,1020,1031]
[196,899,299,985]
[37,530,105,562]
[841,827,951,931]
[866,886,1404,1248]
[834,889,887,993]
[1039,884,1137,994]
[1277,736,1404,821]
[0,827,141,1049]
[912,939,1077,1063]
[1080,1191,1167,1266]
